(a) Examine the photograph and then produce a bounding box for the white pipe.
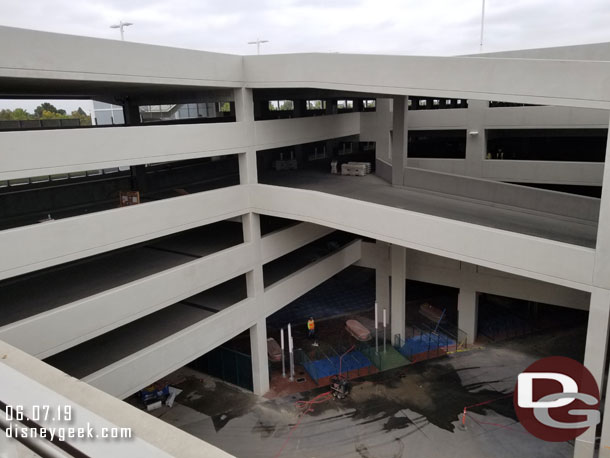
[375,302,378,329]
[479,0,486,53]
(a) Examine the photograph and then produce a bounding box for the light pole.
[110,21,134,41]
[479,0,486,53]
[248,38,269,55]
[375,301,379,354]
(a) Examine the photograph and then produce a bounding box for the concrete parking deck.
[44,303,216,379]
[263,171,598,248]
[43,274,249,379]
[0,221,243,326]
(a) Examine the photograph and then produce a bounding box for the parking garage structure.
[2,26,610,458]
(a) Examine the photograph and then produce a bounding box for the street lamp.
[479,0,486,53]
[247,38,269,55]
[110,21,133,41]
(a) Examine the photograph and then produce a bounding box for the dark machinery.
[330,375,351,400]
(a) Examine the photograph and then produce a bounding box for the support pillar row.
[576,288,610,458]
[242,212,269,396]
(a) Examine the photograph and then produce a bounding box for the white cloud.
[0,0,608,56]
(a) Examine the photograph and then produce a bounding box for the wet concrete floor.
[145,325,585,457]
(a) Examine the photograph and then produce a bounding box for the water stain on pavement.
[173,326,585,436]
[175,376,259,432]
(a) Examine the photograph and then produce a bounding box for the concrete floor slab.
[263,171,597,247]
[147,221,243,257]
[0,247,193,326]
[45,303,215,378]
[263,232,356,287]
[0,221,244,327]
[147,326,584,458]
[184,276,247,312]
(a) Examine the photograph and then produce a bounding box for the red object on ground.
[273,391,333,458]
[345,319,372,341]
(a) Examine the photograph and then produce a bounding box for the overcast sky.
[1,0,609,112]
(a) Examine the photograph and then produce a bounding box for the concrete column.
[125,96,145,192]
[457,289,478,346]
[457,262,478,347]
[325,99,337,115]
[242,212,269,395]
[374,99,393,164]
[242,213,264,297]
[375,242,390,323]
[235,87,257,186]
[239,149,258,185]
[253,100,263,121]
[598,318,610,458]
[575,288,610,458]
[592,114,610,289]
[130,165,147,193]
[391,96,408,186]
[464,100,487,178]
[390,244,406,342]
[249,318,269,396]
[586,116,610,458]
[234,87,254,124]
[293,99,307,118]
[122,99,141,126]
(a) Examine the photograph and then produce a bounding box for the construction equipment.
[330,375,351,400]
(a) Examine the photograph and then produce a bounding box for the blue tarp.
[398,332,456,358]
[302,350,372,380]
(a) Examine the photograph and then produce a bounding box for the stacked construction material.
[273,159,298,171]
[340,162,372,176]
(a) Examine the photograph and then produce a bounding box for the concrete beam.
[0,123,250,182]
[0,186,249,281]
[255,113,360,151]
[0,340,232,458]
[252,184,596,291]
[84,298,258,399]
[261,222,334,264]
[0,26,243,88]
[244,54,610,109]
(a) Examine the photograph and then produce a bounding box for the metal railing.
[395,323,467,362]
[295,335,378,384]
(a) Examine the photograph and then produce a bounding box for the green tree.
[34,102,67,117]
[0,104,91,125]
[279,100,294,111]
[12,108,32,120]
[0,109,14,120]
[70,107,92,126]
[0,108,33,120]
